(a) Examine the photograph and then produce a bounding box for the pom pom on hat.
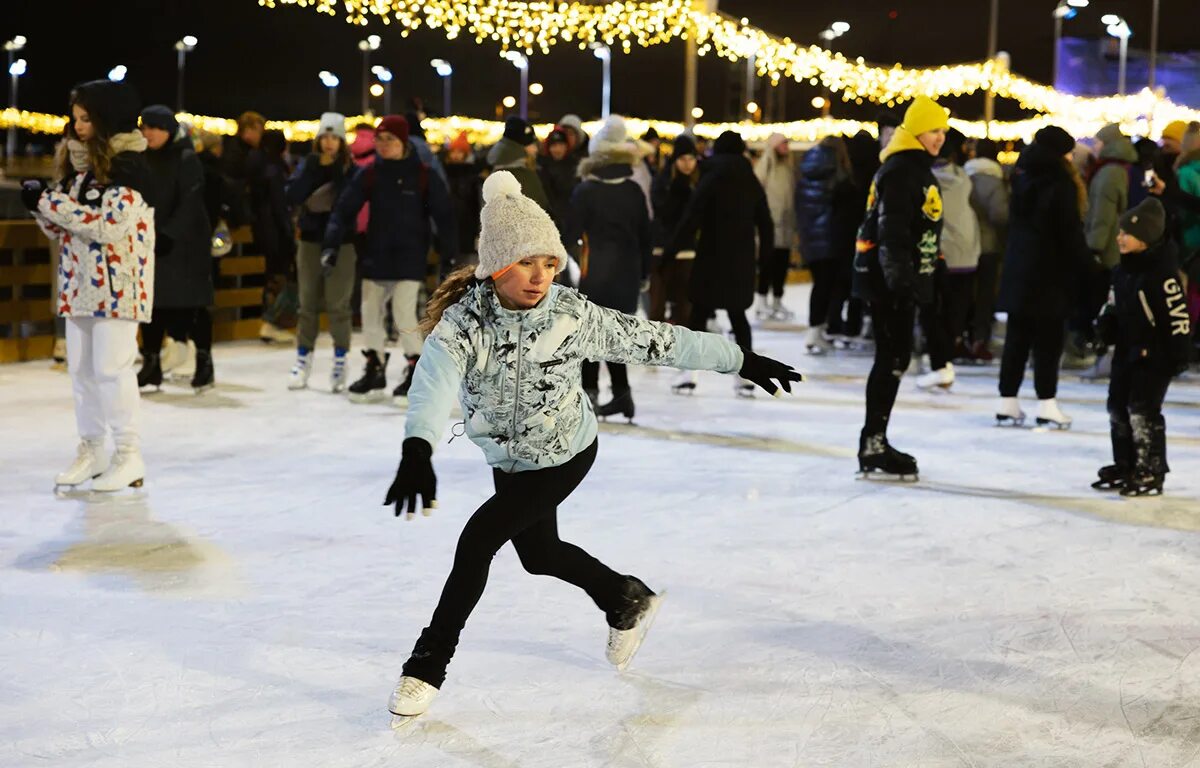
[475,171,569,280]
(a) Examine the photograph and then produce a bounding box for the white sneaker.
[55,440,109,486]
[606,593,664,671]
[330,352,348,394]
[805,325,832,355]
[769,296,795,322]
[995,396,1025,426]
[388,676,439,717]
[916,363,955,390]
[288,351,312,390]
[1036,398,1072,429]
[92,447,145,491]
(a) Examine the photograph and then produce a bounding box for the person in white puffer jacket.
[381,170,803,723]
[23,80,156,492]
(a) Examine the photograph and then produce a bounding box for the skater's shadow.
[142,389,246,409]
[18,494,238,596]
[590,672,706,766]
[397,719,524,768]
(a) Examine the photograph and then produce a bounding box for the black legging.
[864,300,915,437]
[998,313,1066,399]
[582,361,629,394]
[757,247,790,298]
[402,440,627,688]
[807,259,837,329]
[141,307,212,354]
[943,271,976,350]
[688,303,752,350]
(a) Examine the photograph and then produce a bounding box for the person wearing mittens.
[381,170,803,723]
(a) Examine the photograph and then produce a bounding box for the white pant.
[66,317,140,449]
[361,279,423,357]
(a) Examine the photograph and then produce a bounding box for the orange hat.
[449,131,471,155]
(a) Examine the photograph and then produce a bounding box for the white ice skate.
[769,296,795,322]
[92,446,145,491]
[330,353,348,394]
[388,675,438,724]
[995,397,1026,427]
[916,363,955,390]
[805,325,832,355]
[734,377,756,398]
[54,440,109,487]
[606,592,665,671]
[671,370,697,395]
[753,295,772,322]
[170,340,197,380]
[288,351,311,390]
[1035,398,1072,430]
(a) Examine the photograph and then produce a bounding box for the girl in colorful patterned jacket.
[382,170,802,722]
[23,80,156,492]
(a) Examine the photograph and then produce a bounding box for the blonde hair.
[420,265,482,335]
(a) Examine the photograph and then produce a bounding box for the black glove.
[738,348,804,396]
[320,248,338,278]
[383,438,437,519]
[20,180,47,212]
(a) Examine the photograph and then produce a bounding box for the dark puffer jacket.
[142,135,213,307]
[853,147,943,305]
[996,142,1092,317]
[1097,239,1193,372]
[650,164,695,250]
[795,142,859,265]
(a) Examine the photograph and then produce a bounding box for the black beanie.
[940,127,967,161]
[1034,126,1075,157]
[70,79,141,138]
[1119,197,1167,245]
[712,130,746,155]
[140,105,178,136]
[503,116,536,147]
[876,109,902,129]
[670,133,697,161]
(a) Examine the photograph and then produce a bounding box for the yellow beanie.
[1162,120,1188,144]
[901,96,950,137]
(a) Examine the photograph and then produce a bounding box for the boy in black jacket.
[1094,197,1193,496]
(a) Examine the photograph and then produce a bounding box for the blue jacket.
[405,282,743,472]
[323,150,458,280]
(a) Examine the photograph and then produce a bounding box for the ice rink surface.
[3,287,1200,768]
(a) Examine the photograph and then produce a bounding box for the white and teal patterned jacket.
[405,282,743,472]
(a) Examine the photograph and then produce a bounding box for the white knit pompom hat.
[475,170,568,279]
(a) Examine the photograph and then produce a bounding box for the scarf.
[66,131,148,173]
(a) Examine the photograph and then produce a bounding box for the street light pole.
[358,35,380,116]
[174,35,197,113]
[7,58,25,162]
[430,60,453,117]
[1052,0,1088,89]
[319,71,340,112]
[1103,15,1131,96]
[1149,0,1160,90]
[591,44,611,119]
[984,0,998,129]
[373,66,393,114]
[504,52,529,119]
[3,35,26,163]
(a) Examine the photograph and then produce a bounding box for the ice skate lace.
[397,677,430,700]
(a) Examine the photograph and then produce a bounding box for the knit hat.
[317,112,346,140]
[1034,125,1076,156]
[139,105,178,135]
[475,171,568,280]
[589,114,632,155]
[713,130,746,155]
[939,127,967,161]
[70,80,141,138]
[643,126,660,142]
[1161,120,1188,145]
[766,132,788,152]
[503,116,536,146]
[1096,123,1126,145]
[875,109,902,129]
[900,96,950,137]
[375,114,410,144]
[559,113,583,135]
[1119,197,1166,245]
[545,126,569,147]
[448,131,471,155]
[670,134,697,161]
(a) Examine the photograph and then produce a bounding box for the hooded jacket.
[404,281,743,472]
[853,128,943,305]
[142,134,213,307]
[964,157,1009,255]
[931,159,981,272]
[1086,129,1138,269]
[794,142,859,265]
[487,138,551,213]
[1096,238,1193,372]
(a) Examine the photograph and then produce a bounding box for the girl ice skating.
[382,170,802,722]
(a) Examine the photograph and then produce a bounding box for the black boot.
[348,350,389,402]
[137,352,163,390]
[595,389,635,422]
[1091,464,1128,491]
[191,349,214,393]
[605,576,656,630]
[392,355,419,401]
[858,432,918,480]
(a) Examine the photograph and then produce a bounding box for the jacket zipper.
[509,317,524,471]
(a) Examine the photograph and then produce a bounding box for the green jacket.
[1085,135,1137,269]
[1176,151,1200,251]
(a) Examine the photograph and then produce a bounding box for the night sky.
[7,0,1193,125]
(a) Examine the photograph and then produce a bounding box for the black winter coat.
[996,142,1092,317]
[537,154,579,238]
[142,137,213,307]
[285,155,354,244]
[197,150,250,232]
[566,164,652,313]
[650,165,695,250]
[669,153,773,311]
[323,150,457,281]
[444,161,483,258]
[795,144,859,265]
[853,148,942,306]
[1097,239,1193,373]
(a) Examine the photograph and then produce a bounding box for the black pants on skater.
[688,303,751,350]
[943,270,976,352]
[998,313,1066,399]
[827,258,863,338]
[141,307,212,354]
[1069,266,1111,343]
[582,361,628,395]
[1107,355,1172,476]
[971,252,1001,344]
[757,247,790,299]
[403,440,628,688]
[863,300,915,437]
[806,260,837,330]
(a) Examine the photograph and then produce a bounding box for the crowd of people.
[22,78,1198,499]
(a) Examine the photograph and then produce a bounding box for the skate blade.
[389,714,421,729]
[670,385,696,396]
[994,416,1026,427]
[1035,418,1071,431]
[193,384,215,395]
[616,591,665,673]
[391,396,409,408]
[1091,481,1124,491]
[349,392,388,404]
[856,469,919,483]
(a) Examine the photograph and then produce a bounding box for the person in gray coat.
[964,138,1009,360]
[927,129,981,372]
